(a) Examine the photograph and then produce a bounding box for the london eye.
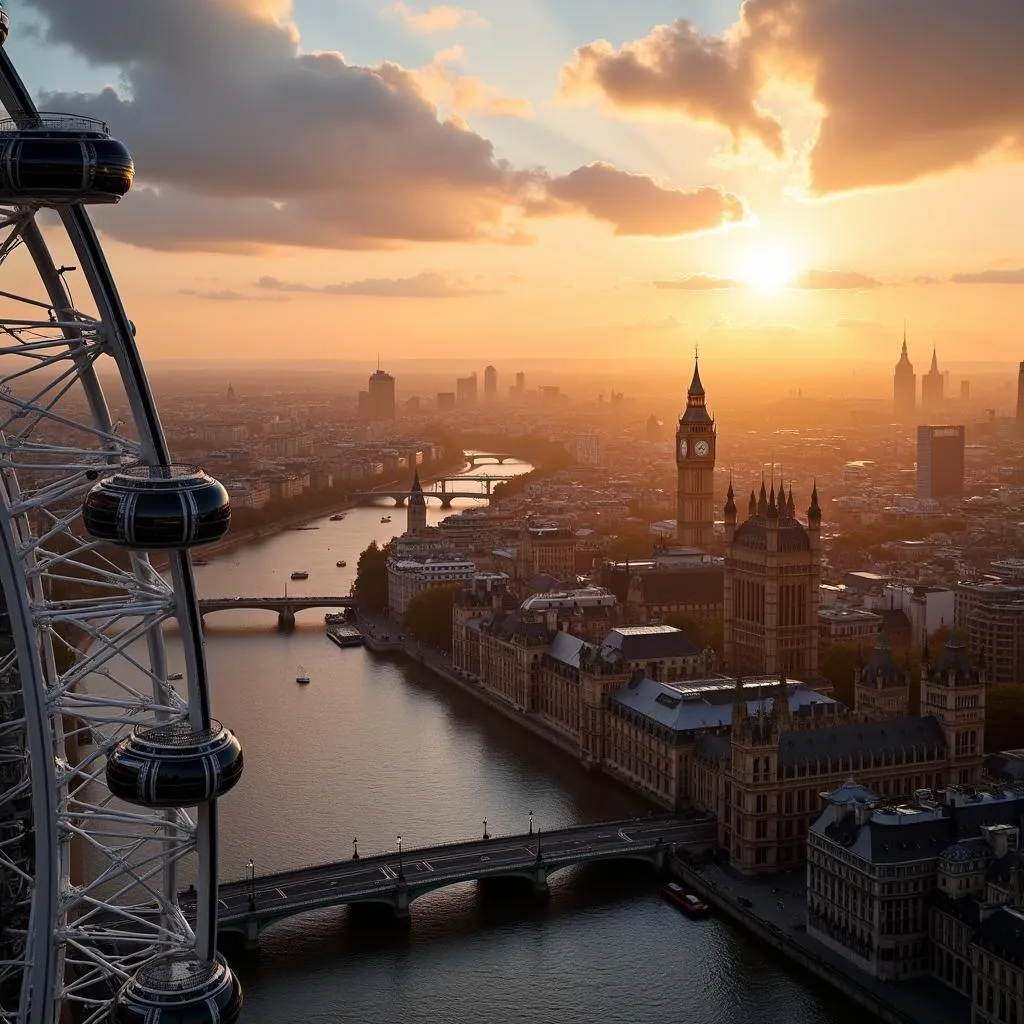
[0,7,243,1023]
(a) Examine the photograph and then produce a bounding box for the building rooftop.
[602,625,700,661]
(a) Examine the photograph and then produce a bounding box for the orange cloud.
[791,269,879,290]
[560,19,784,156]
[385,2,488,33]
[951,268,1024,285]
[562,1,1024,195]
[255,271,500,297]
[533,163,749,237]
[410,47,532,118]
[654,274,740,290]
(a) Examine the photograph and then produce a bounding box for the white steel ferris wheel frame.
[0,46,221,1024]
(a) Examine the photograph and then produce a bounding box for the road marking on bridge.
[218,899,228,910]
[420,861,434,872]
[598,834,612,839]
[276,887,287,899]
[618,830,633,842]
[381,865,397,880]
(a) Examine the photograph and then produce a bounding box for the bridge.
[181,815,716,945]
[350,488,497,508]
[429,474,514,492]
[197,595,355,629]
[464,452,518,468]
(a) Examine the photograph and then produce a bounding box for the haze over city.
[7,0,1024,363]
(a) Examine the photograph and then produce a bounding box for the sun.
[741,247,797,293]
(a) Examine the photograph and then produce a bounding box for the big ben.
[676,356,716,548]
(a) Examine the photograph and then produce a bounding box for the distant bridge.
[464,452,518,468]
[429,474,514,491]
[197,595,355,628]
[350,488,497,508]
[179,815,716,944]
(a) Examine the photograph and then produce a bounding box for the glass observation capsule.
[82,464,231,549]
[112,954,243,1024]
[106,720,244,808]
[0,111,133,204]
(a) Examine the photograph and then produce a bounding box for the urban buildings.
[922,346,946,413]
[456,373,478,405]
[955,579,1024,684]
[437,391,456,411]
[917,425,965,500]
[484,365,497,401]
[574,432,600,466]
[363,367,396,421]
[1018,362,1024,436]
[894,333,916,420]
[675,357,716,548]
[722,481,822,678]
[387,555,477,617]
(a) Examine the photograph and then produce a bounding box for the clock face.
[695,440,710,458]
[678,438,688,458]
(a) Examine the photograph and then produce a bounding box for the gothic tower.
[407,469,427,534]
[723,479,820,678]
[676,356,716,549]
[922,345,945,413]
[893,329,915,420]
[854,631,910,720]
[920,634,985,786]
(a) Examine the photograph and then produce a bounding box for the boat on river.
[290,570,309,580]
[380,515,391,523]
[326,623,363,648]
[336,560,347,567]
[296,665,310,685]
[662,883,708,918]
[329,513,346,521]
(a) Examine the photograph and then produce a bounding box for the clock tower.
[676,355,716,548]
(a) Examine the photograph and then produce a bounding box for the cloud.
[532,163,748,237]
[178,288,290,301]
[561,1,1024,194]
[255,271,499,297]
[951,268,1024,285]
[25,0,743,251]
[561,20,784,157]
[409,46,532,118]
[385,2,487,33]
[654,273,740,290]
[835,318,886,332]
[791,269,879,290]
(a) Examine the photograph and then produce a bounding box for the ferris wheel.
[0,9,244,1024]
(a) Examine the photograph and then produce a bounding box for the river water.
[163,459,859,1024]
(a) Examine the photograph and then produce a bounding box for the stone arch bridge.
[197,596,355,629]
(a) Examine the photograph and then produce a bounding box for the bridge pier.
[243,917,260,951]
[393,882,410,921]
[530,863,549,897]
[440,497,453,509]
[278,608,295,630]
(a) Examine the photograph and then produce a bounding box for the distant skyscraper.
[960,380,970,402]
[484,365,498,400]
[456,373,478,405]
[437,391,456,411]
[916,425,965,500]
[515,371,525,396]
[366,367,396,420]
[893,332,915,420]
[1017,363,1024,434]
[226,382,236,402]
[921,346,945,413]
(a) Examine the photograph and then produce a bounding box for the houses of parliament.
[451,359,985,874]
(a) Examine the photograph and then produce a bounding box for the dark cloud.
[951,268,1024,285]
[533,163,748,236]
[25,0,749,251]
[255,271,499,297]
[792,269,879,290]
[562,0,1024,194]
[654,274,740,290]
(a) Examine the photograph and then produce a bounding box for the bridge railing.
[217,834,690,921]
[215,815,686,887]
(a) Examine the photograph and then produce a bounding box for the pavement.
[685,861,969,1024]
[183,817,715,926]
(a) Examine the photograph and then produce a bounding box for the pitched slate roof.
[602,625,699,661]
[777,716,946,768]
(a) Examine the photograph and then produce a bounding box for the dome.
[82,463,231,549]
[106,720,243,808]
[0,113,133,204]
[112,954,242,1024]
[732,514,811,552]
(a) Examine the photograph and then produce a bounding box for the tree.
[352,538,394,613]
[819,643,863,708]
[664,613,723,655]
[402,584,461,654]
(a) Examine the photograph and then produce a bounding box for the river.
[165,457,859,1024]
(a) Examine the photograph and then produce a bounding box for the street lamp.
[246,858,255,911]
[528,810,534,836]
[352,837,359,861]
[396,834,405,883]
[482,819,489,840]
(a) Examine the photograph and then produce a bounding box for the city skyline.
[7,0,1024,361]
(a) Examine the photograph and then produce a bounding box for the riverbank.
[668,857,967,1024]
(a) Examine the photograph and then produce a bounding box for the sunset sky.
[9,0,1024,364]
